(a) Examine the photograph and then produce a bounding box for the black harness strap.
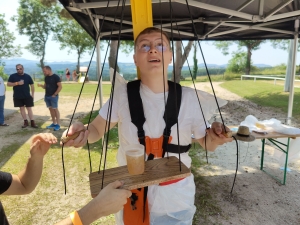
[127,80,146,147]
[162,81,181,157]
[127,80,191,222]
[127,80,190,155]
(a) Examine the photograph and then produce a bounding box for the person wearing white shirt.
[0,76,8,126]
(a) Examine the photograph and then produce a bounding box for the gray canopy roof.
[58,0,300,41]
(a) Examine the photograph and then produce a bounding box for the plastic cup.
[124,144,145,175]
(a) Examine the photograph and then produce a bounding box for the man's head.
[43,66,52,76]
[16,64,24,75]
[134,27,170,52]
[133,27,172,76]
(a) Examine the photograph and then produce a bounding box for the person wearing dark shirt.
[38,65,62,131]
[0,133,131,225]
[7,64,38,128]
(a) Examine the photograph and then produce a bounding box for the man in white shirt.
[0,76,8,126]
[61,27,232,225]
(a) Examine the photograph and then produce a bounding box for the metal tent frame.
[58,0,300,123]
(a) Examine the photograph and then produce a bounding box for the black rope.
[97,0,123,174]
[165,5,208,163]
[183,0,238,192]
[167,0,182,170]
[60,0,111,194]
[85,1,112,174]
[183,0,226,132]
[159,0,169,159]
[231,136,239,194]
[60,41,98,194]
[100,0,126,189]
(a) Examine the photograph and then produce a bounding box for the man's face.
[16,66,24,75]
[133,32,172,75]
[42,68,50,76]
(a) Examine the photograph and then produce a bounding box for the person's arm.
[55,180,131,225]
[197,121,233,151]
[52,82,62,97]
[37,83,45,89]
[62,115,117,148]
[7,81,19,87]
[30,83,35,98]
[2,133,57,195]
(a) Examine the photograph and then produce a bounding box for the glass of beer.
[124,144,145,175]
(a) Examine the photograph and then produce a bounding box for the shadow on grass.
[190,143,223,225]
[0,118,50,169]
[0,143,22,168]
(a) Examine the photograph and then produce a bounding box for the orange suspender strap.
[123,189,150,225]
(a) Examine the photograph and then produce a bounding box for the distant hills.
[2,58,272,81]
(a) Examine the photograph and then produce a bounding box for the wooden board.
[89,156,190,197]
[251,131,300,139]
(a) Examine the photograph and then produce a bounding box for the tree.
[53,18,94,72]
[12,0,60,69]
[0,14,21,61]
[226,50,247,74]
[214,40,265,74]
[109,40,134,74]
[0,63,8,80]
[270,39,300,74]
[174,41,193,83]
[192,41,198,80]
[109,41,120,73]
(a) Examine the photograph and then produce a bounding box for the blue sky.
[0,0,296,66]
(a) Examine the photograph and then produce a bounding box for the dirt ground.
[194,82,300,225]
[1,82,300,225]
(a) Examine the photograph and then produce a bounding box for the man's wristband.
[70,211,83,225]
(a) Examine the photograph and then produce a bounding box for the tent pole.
[95,18,103,108]
[130,0,153,79]
[287,19,299,125]
[284,40,293,92]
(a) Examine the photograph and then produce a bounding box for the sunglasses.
[137,39,169,53]
[16,68,23,71]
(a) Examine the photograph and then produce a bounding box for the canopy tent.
[58,0,300,123]
[59,0,300,41]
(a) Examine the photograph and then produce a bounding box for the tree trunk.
[77,50,80,73]
[108,40,120,73]
[174,41,182,83]
[173,40,193,83]
[39,53,45,69]
[245,48,251,75]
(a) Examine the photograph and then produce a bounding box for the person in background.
[7,64,38,128]
[38,66,62,131]
[0,133,132,225]
[72,70,78,82]
[65,68,71,81]
[0,75,8,126]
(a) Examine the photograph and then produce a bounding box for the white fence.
[241,75,300,85]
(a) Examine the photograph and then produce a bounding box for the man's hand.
[30,133,57,157]
[60,122,89,148]
[206,121,233,145]
[77,181,132,224]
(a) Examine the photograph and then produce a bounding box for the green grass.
[0,108,119,225]
[190,143,223,225]
[6,79,297,224]
[6,82,112,98]
[220,80,300,120]
[59,83,112,98]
